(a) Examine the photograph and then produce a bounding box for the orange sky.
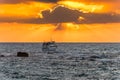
[0,0,120,42]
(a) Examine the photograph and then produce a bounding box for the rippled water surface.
[0,43,120,80]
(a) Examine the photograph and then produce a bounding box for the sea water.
[0,43,120,80]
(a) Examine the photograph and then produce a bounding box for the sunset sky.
[0,0,120,42]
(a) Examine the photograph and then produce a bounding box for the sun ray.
[58,1,104,13]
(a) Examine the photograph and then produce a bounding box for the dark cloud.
[0,0,26,4]
[0,6,120,24]
[37,0,60,3]
[77,13,120,24]
[67,0,119,3]
[0,0,60,4]
[35,6,120,24]
[41,6,81,23]
[0,17,43,24]
[0,0,119,4]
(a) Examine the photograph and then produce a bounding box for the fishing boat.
[42,41,57,53]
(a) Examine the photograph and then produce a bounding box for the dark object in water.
[89,58,96,61]
[74,73,88,77]
[89,55,101,61]
[90,55,101,59]
[42,41,57,53]
[17,52,29,57]
[80,57,85,60]
[0,55,5,57]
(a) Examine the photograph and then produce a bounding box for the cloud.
[77,13,120,24]
[0,0,119,4]
[40,6,120,24]
[0,17,43,24]
[0,0,60,4]
[61,0,119,3]
[0,0,26,4]
[0,6,80,23]
[37,0,60,3]
[0,5,120,24]
[41,6,81,23]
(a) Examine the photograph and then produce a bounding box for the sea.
[0,43,120,80]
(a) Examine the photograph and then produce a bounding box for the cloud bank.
[0,0,25,4]
[0,0,119,4]
[0,6,120,24]
[0,0,60,4]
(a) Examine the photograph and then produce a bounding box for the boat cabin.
[42,41,57,53]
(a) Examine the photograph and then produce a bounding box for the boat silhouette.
[42,41,57,53]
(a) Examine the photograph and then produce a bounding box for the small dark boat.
[42,41,57,53]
